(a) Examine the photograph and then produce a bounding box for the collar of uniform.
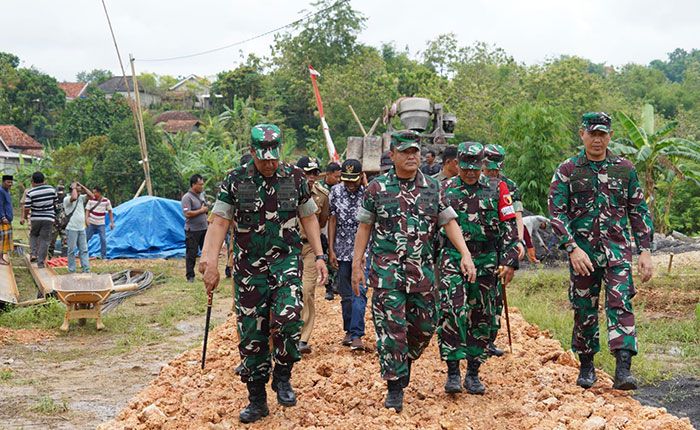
[386,167,428,188]
[247,161,290,178]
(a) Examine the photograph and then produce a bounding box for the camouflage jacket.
[213,162,317,273]
[500,174,524,213]
[357,168,457,293]
[440,175,519,277]
[548,150,653,267]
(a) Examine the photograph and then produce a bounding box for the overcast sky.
[2,0,699,82]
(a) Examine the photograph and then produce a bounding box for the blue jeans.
[66,229,89,273]
[337,260,367,339]
[86,224,107,259]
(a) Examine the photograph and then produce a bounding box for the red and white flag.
[308,64,339,163]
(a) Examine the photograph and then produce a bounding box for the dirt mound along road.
[100,292,693,430]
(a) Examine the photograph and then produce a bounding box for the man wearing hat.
[438,142,519,395]
[199,124,328,423]
[0,175,14,265]
[328,159,368,350]
[351,130,476,412]
[482,143,525,357]
[296,156,330,354]
[549,112,653,391]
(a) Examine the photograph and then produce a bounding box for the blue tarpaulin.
[87,196,186,259]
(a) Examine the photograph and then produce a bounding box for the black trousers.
[185,229,207,280]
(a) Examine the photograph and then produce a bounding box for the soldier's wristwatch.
[565,242,578,254]
[315,255,327,262]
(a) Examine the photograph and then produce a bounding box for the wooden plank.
[24,254,56,296]
[0,263,19,304]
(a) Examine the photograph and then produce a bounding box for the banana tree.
[611,104,700,233]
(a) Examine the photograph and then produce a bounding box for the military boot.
[576,353,596,389]
[486,342,504,357]
[239,381,269,423]
[444,360,462,393]
[464,360,485,395]
[400,358,412,388]
[613,350,638,390]
[384,379,404,412]
[271,363,297,406]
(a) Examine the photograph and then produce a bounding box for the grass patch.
[0,298,65,329]
[30,396,69,415]
[0,368,13,381]
[510,267,699,384]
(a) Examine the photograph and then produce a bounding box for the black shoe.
[239,381,269,423]
[576,353,597,389]
[464,360,485,395]
[486,342,504,357]
[271,364,297,406]
[384,379,404,412]
[298,341,311,354]
[613,350,638,390]
[400,358,412,388]
[444,360,462,393]
[324,291,334,300]
[225,266,232,278]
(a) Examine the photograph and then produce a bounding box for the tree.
[75,69,113,85]
[55,90,131,146]
[497,102,572,214]
[212,63,265,109]
[611,104,700,232]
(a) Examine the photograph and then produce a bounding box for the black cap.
[340,159,362,182]
[297,156,321,173]
[326,162,341,173]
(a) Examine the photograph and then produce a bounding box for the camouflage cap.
[484,144,506,170]
[390,130,421,152]
[581,112,612,133]
[458,141,485,170]
[251,124,282,160]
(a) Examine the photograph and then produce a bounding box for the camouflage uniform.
[549,146,653,356]
[358,156,457,381]
[212,126,318,384]
[438,144,519,363]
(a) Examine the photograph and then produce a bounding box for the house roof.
[160,120,201,133]
[169,74,209,91]
[58,82,88,99]
[0,125,43,150]
[153,111,199,124]
[97,76,143,94]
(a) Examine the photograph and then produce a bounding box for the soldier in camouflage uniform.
[548,112,654,391]
[438,142,519,395]
[352,130,476,412]
[482,144,525,357]
[200,124,328,423]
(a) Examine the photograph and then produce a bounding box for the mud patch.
[635,378,700,428]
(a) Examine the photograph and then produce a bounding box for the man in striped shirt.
[85,186,114,259]
[24,172,56,268]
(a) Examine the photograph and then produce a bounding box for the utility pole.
[129,54,153,196]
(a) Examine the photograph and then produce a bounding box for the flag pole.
[308,65,339,163]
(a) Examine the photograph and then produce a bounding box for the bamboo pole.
[367,116,381,136]
[348,105,367,136]
[667,253,674,274]
[129,55,154,196]
[133,180,147,199]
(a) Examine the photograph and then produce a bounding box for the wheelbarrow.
[52,273,138,331]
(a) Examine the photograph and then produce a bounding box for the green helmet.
[484,144,505,170]
[458,142,484,170]
[251,124,282,160]
[390,130,421,152]
[581,112,611,133]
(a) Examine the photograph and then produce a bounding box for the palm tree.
[611,104,700,233]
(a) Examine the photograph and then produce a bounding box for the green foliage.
[212,62,266,110]
[55,91,131,146]
[0,298,65,329]
[75,69,113,85]
[30,396,69,415]
[498,102,572,214]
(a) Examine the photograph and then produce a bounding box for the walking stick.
[201,290,213,369]
[499,266,513,354]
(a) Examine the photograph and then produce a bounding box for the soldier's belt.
[445,240,495,254]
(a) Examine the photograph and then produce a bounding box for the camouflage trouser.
[371,288,437,381]
[234,256,303,383]
[489,279,503,342]
[437,259,495,363]
[569,263,637,355]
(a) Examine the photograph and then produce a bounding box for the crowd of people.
[189,112,654,423]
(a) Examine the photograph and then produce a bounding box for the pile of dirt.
[0,327,54,345]
[99,296,693,429]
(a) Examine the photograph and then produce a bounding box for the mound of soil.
[98,292,693,430]
[0,327,54,345]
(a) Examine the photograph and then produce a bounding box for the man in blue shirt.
[0,175,13,265]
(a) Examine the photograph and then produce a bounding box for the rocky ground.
[99,297,694,430]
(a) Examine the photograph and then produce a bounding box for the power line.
[136,0,349,63]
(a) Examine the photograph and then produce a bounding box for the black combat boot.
[444,360,462,393]
[464,360,485,395]
[239,381,269,423]
[400,358,412,388]
[271,363,297,406]
[613,350,638,390]
[486,342,505,357]
[384,379,404,412]
[576,353,596,389]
